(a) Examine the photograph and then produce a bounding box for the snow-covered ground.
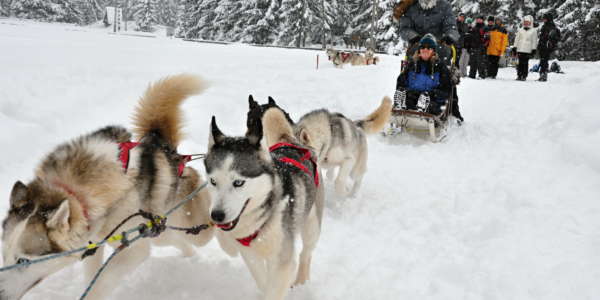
[1,19,599,300]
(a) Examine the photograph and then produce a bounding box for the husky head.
[204,116,275,231]
[246,95,294,132]
[1,180,85,299]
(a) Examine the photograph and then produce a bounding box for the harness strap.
[269,142,319,187]
[118,142,189,177]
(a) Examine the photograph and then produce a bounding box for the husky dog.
[295,97,392,196]
[0,74,214,300]
[204,100,324,300]
[365,48,380,65]
[326,48,369,67]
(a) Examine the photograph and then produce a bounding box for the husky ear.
[299,128,312,146]
[209,116,225,148]
[268,96,276,105]
[248,95,259,110]
[46,200,70,230]
[10,181,28,208]
[246,119,263,146]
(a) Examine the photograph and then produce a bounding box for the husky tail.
[354,96,393,134]
[132,74,208,146]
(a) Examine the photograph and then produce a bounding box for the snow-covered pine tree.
[582,5,600,61]
[277,0,328,47]
[132,0,158,32]
[156,0,177,27]
[0,0,7,16]
[277,0,306,47]
[556,0,592,61]
[185,0,219,39]
[11,0,83,23]
[241,0,281,44]
[375,0,402,53]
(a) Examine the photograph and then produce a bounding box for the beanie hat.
[419,34,437,49]
[458,13,465,17]
[542,12,554,22]
[465,17,474,24]
[487,16,495,22]
[523,15,533,24]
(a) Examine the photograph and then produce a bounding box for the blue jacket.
[396,57,452,103]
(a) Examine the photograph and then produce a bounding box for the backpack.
[550,61,562,73]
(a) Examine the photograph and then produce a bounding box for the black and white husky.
[204,99,324,300]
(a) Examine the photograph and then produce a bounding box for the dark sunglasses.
[420,45,434,50]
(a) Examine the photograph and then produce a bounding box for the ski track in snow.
[0,20,599,300]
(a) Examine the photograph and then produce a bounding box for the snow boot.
[416,92,430,112]
[538,72,548,82]
[393,89,407,110]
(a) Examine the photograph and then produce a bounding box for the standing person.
[513,15,538,81]
[486,18,509,79]
[396,0,459,64]
[460,17,474,77]
[394,0,464,122]
[456,13,470,76]
[467,16,488,79]
[456,13,469,67]
[537,13,561,82]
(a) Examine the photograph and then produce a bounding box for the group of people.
[455,12,561,82]
[391,0,562,125]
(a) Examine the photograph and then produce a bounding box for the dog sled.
[385,88,454,142]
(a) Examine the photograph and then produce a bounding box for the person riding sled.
[393,34,452,116]
[393,0,464,122]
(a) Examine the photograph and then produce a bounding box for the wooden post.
[113,6,117,33]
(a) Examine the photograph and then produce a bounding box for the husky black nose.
[211,210,225,223]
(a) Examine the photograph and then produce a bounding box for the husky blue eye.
[210,178,217,186]
[16,258,30,265]
[233,180,245,188]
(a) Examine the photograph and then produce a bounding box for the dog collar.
[51,179,91,230]
[118,142,191,177]
[269,142,319,187]
[236,230,260,247]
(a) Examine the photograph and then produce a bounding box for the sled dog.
[295,97,392,196]
[326,48,367,67]
[205,98,324,300]
[0,74,214,300]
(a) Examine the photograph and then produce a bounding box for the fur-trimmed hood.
[419,0,437,10]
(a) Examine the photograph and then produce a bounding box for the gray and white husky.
[205,100,324,300]
[0,74,214,300]
[295,97,392,196]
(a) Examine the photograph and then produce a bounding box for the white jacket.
[514,26,538,54]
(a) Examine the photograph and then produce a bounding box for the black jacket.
[538,21,560,53]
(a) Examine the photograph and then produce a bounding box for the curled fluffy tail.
[132,74,208,146]
[355,96,393,134]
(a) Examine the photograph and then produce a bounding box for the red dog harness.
[118,142,191,177]
[232,142,319,248]
[269,142,319,187]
